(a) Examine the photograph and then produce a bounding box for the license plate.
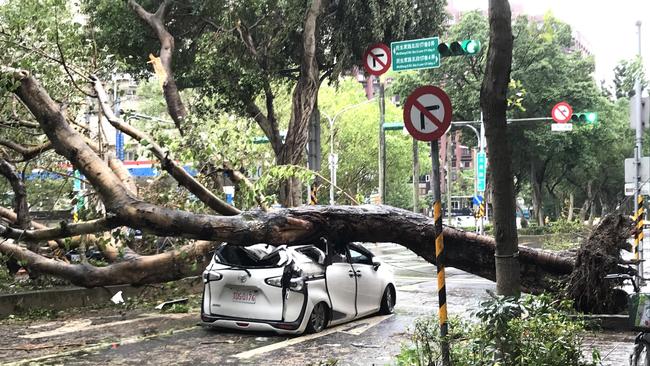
[232,289,256,304]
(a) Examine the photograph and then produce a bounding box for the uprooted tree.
[0,0,636,313]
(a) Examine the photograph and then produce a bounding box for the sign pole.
[412,138,420,213]
[634,20,644,281]
[431,140,450,366]
[402,85,452,366]
[378,79,386,203]
[446,135,453,225]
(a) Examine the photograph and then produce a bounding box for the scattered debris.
[0,342,84,351]
[154,298,188,310]
[255,337,268,342]
[110,291,124,305]
[200,340,236,345]
[351,343,381,349]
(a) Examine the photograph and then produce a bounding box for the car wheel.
[306,302,328,333]
[379,285,396,314]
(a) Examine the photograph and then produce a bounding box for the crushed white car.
[201,240,395,334]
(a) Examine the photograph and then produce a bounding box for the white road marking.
[234,314,394,359]
[340,314,393,336]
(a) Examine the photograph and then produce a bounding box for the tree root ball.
[565,214,635,314]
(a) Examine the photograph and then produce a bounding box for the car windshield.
[214,243,318,268]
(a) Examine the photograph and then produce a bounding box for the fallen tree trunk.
[1,205,575,290]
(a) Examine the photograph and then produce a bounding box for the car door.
[325,245,357,324]
[349,244,384,317]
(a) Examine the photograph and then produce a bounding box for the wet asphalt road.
[2,243,638,365]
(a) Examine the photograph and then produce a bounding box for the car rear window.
[214,244,316,268]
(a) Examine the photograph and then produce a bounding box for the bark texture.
[480,0,521,296]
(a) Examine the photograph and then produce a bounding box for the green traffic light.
[586,112,597,123]
[570,112,598,124]
[462,40,481,54]
[438,39,481,58]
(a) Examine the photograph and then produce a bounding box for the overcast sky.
[448,0,650,87]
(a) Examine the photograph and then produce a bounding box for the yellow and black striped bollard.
[635,195,645,260]
[433,200,450,362]
[309,185,319,205]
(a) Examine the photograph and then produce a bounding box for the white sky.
[448,0,650,86]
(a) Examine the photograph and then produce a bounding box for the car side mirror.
[372,257,381,271]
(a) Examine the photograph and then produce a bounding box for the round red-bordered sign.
[363,43,391,76]
[403,85,452,141]
[551,102,573,124]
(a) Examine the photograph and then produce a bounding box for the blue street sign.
[477,151,487,192]
[472,195,484,206]
[116,131,125,161]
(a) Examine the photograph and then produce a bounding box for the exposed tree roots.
[565,214,635,313]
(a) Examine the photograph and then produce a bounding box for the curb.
[0,276,202,318]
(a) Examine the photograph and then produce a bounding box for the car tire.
[305,302,328,333]
[379,285,396,314]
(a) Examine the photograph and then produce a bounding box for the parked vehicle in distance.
[201,240,395,335]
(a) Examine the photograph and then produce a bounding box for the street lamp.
[322,98,375,205]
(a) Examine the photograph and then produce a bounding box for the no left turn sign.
[403,85,452,141]
[363,43,391,76]
[551,102,573,124]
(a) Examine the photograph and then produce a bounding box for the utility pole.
[378,79,386,203]
[634,20,645,280]
[412,138,420,213]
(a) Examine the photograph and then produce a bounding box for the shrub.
[395,294,600,366]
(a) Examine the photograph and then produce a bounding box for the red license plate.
[232,290,256,304]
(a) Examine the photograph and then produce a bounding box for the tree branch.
[221,166,268,211]
[0,139,53,162]
[128,0,188,135]
[0,158,30,230]
[91,75,240,216]
[245,101,282,156]
[0,217,118,242]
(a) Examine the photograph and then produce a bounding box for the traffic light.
[571,112,598,124]
[438,40,481,57]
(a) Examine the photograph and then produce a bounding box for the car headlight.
[202,271,222,283]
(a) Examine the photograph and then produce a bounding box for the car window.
[214,244,313,268]
[330,244,349,264]
[349,247,373,265]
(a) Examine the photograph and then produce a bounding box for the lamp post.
[322,98,375,205]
